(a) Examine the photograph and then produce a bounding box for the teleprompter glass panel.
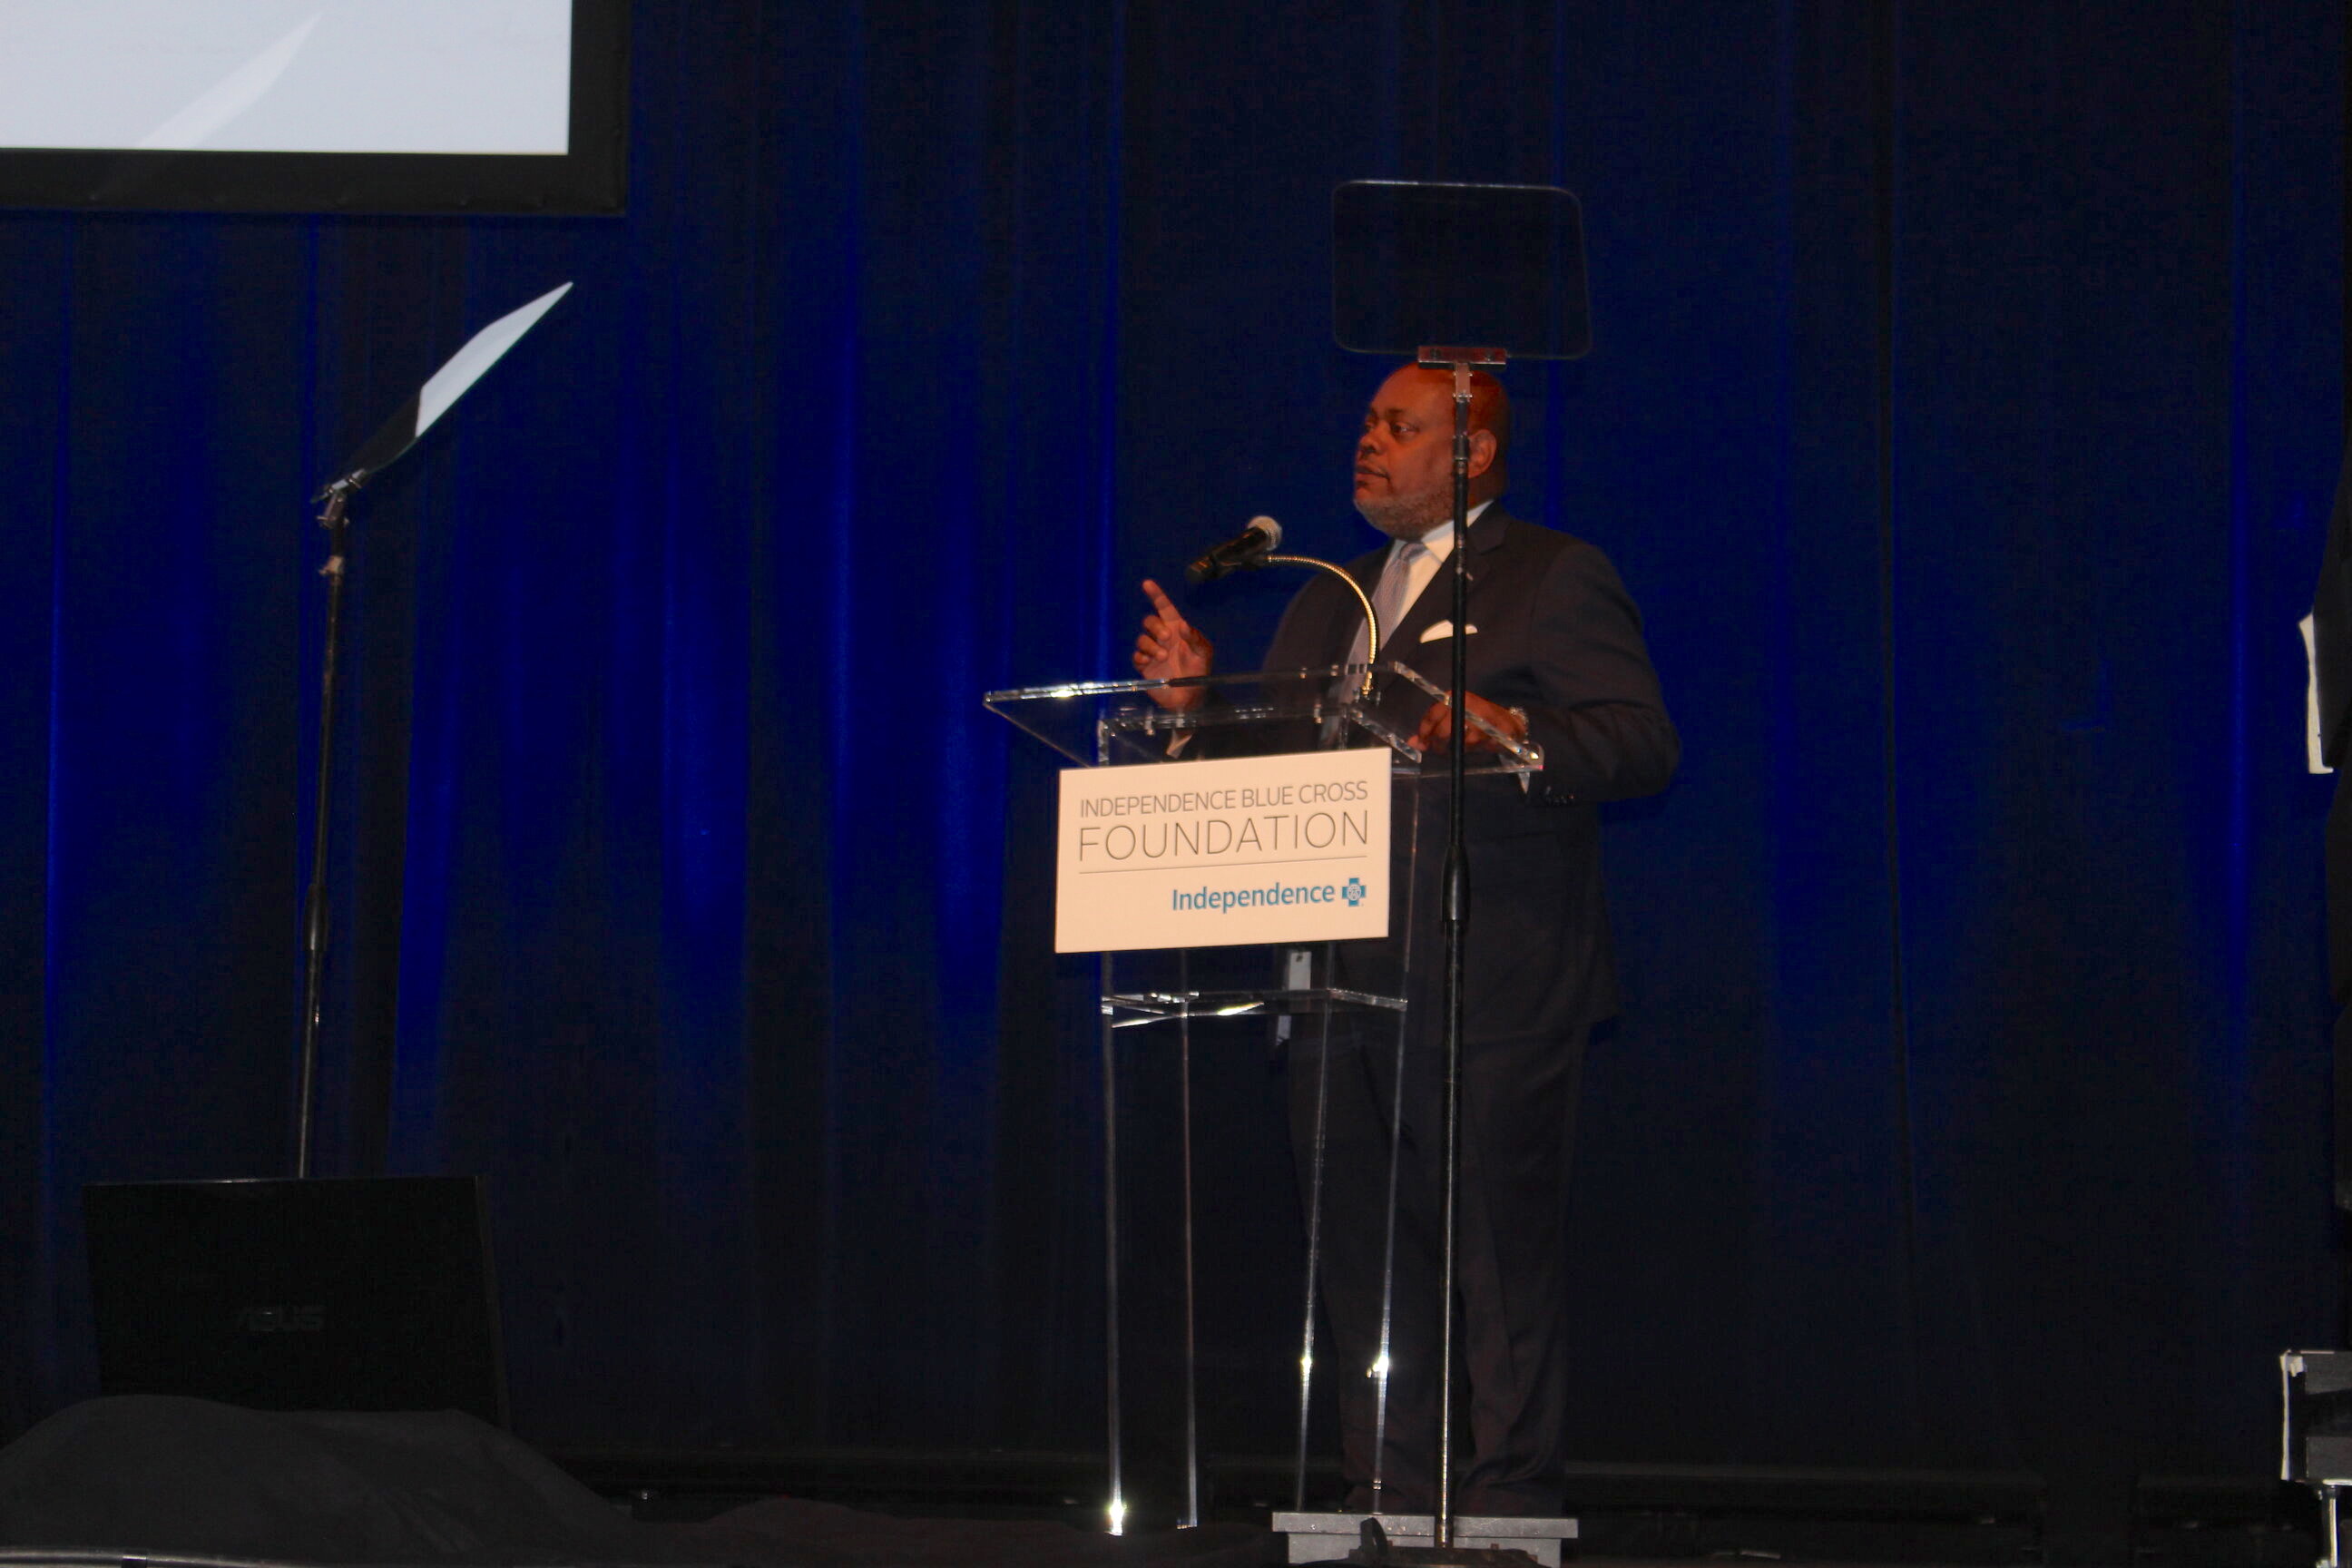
[1332,181,1591,360]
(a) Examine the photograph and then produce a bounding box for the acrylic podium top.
[984,662,1541,777]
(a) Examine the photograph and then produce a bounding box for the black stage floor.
[556,1446,2315,1568]
[0,1400,2322,1568]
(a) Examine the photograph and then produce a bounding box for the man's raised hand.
[1133,578,1214,712]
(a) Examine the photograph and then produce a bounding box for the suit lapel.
[1385,507,1511,677]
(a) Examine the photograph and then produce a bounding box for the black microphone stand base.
[1276,1509,1575,1566]
[1346,1517,1544,1568]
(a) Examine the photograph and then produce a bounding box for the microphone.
[1185,515,1283,584]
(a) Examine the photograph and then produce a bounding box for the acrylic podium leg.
[1293,978,1335,1511]
[1098,950,1204,1534]
[1099,951,1125,1536]
[1367,1002,1411,1512]
[1177,955,1201,1529]
[1370,798,1425,1514]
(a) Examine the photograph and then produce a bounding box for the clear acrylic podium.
[985,662,1539,1534]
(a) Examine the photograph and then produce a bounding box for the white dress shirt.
[1347,500,1491,667]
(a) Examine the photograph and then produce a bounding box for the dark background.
[0,0,2342,1548]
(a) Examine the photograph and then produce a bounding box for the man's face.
[1351,368,1456,540]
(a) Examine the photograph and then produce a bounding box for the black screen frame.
[1331,180,1592,361]
[0,0,627,216]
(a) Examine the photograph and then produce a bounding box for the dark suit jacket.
[1260,504,1678,1044]
[2313,436,2352,773]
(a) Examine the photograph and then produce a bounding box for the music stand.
[294,282,572,1177]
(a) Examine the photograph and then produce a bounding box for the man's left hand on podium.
[1412,691,1528,755]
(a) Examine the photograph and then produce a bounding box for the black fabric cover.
[0,1397,1279,1568]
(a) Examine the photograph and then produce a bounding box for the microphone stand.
[1423,345,1504,1552]
[1335,352,1533,1568]
[295,477,358,1179]
[1260,554,1382,700]
[1324,177,1586,1568]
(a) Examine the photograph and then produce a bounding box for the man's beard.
[1353,487,1448,540]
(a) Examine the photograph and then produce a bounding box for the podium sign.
[1054,747,1390,953]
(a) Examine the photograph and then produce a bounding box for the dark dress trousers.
[1263,503,1677,1515]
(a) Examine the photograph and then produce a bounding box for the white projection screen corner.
[0,0,626,214]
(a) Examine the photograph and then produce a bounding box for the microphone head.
[1185,515,1284,585]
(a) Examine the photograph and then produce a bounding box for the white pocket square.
[1419,621,1476,642]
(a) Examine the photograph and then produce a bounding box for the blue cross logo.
[1341,877,1367,907]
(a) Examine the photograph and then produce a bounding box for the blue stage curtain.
[0,0,2340,1529]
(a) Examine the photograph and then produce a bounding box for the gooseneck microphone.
[1184,515,1283,584]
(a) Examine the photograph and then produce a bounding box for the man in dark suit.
[1132,364,1677,1517]
[2310,436,2352,1242]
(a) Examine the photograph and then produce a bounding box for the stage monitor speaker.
[83,1175,507,1427]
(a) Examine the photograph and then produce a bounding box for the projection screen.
[0,0,626,213]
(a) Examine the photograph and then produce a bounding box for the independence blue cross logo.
[1341,877,1367,907]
